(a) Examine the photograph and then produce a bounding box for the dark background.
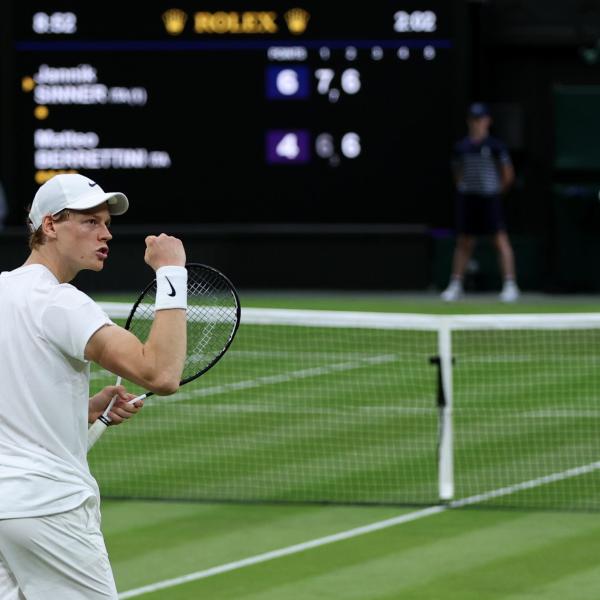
[2,0,600,292]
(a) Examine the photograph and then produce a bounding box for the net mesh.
[452,328,600,510]
[88,308,600,510]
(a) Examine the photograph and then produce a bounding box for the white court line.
[94,352,402,405]
[117,506,445,599]
[523,409,600,418]
[117,459,600,599]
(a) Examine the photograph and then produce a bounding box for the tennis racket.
[87,262,240,450]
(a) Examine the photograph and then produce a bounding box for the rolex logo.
[162,9,187,35]
[284,8,309,35]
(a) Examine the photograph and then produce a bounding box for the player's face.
[56,204,113,274]
[467,115,491,138]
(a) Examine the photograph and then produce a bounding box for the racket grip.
[127,393,148,405]
[87,416,111,451]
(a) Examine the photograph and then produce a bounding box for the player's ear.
[41,214,58,239]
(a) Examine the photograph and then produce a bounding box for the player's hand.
[144,233,186,270]
[89,385,144,425]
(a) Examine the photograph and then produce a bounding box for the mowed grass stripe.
[110,507,600,599]
[509,563,600,600]
[104,503,412,591]
[399,519,600,600]
[228,513,599,600]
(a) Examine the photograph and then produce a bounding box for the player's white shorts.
[0,496,117,599]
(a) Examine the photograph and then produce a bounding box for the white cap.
[29,174,129,230]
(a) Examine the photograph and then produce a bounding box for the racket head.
[124,263,240,389]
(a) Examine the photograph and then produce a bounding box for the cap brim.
[106,193,129,216]
[63,191,129,216]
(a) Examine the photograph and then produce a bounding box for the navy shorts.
[455,193,505,235]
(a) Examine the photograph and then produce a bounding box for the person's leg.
[451,234,477,280]
[493,231,520,301]
[0,497,117,600]
[441,234,476,301]
[0,552,25,600]
[493,230,516,280]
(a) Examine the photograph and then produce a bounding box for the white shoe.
[499,281,520,303]
[440,281,463,302]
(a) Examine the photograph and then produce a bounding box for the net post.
[437,321,454,501]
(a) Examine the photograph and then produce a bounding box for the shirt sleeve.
[41,286,114,362]
[495,139,512,166]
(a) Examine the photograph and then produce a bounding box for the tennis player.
[0,174,188,599]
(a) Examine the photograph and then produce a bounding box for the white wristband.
[155,266,187,311]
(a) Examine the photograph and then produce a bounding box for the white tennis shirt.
[0,264,113,518]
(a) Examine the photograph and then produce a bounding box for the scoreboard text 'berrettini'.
[7,2,455,225]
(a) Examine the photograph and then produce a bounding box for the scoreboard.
[4,2,456,226]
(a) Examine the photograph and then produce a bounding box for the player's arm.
[85,233,187,395]
[85,317,185,395]
[497,143,515,193]
[500,162,515,192]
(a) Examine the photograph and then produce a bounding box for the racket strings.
[185,268,237,380]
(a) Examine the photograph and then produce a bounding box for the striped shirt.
[452,135,512,196]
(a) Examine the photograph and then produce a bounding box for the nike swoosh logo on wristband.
[165,276,176,297]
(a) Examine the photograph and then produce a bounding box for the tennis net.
[89,305,600,510]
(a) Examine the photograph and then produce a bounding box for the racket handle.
[87,416,111,451]
[88,379,122,451]
[100,376,123,420]
[127,393,148,405]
